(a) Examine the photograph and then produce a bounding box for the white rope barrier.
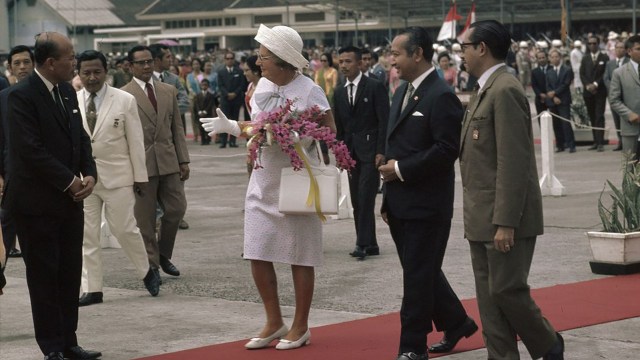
[536,111,615,132]
[538,111,566,196]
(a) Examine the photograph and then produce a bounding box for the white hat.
[432,43,439,50]
[437,45,447,54]
[621,31,629,39]
[536,41,548,49]
[451,43,461,51]
[519,41,528,48]
[254,24,309,69]
[573,40,582,47]
[608,31,619,40]
[551,39,563,47]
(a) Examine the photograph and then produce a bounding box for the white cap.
[519,41,528,48]
[536,41,548,49]
[437,45,447,54]
[608,31,619,40]
[451,43,461,51]
[432,43,439,50]
[551,39,563,47]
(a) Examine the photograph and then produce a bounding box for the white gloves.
[199,108,241,137]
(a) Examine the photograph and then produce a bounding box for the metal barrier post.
[538,111,566,196]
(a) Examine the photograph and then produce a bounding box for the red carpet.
[137,274,640,360]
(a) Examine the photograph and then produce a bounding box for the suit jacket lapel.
[461,67,505,151]
[155,80,169,126]
[389,72,436,135]
[96,86,115,134]
[353,76,367,110]
[33,75,70,135]
[129,81,157,123]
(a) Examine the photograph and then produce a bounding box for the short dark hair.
[361,48,371,56]
[128,45,151,63]
[191,58,203,68]
[468,20,512,61]
[437,52,451,62]
[34,32,62,67]
[626,35,640,49]
[200,78,209,85]
[246,55,262,77]
[9,45,34,64]
[398,27,434,61]
[338,46,362,60]
[149,43,169,60]
[371,52,379,62]
[76,50,108,71]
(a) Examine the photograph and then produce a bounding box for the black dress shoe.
[44,352,64,360]
[366,246,380,256]
[64,346,102,359]
[143,268,160,296]
[396,352,428,360]
[428,316,478,353]
[229,143,239,148]
[78,292,103,307]
[349,246,367,259]
[542,333,564,360]
[159,255,180,276]
[7,248,22,257]
[588,144,598,150]
[555,148,565,153]
[153,267,162,285]
[597,145,604,152]
[178,219,189,229]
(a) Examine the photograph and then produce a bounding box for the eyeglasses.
[132,59,153,66]
[460,42,480,51]
[257,54,272,61]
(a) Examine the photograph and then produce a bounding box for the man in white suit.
[76,50,159,306]
[609,35,640,156]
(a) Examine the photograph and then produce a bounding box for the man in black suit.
[333,46,389,260]
[3,32,100,360]
[546,49,576,153]
[193,78,218,145]
[378,27,477,360]
[531,51,550,116]
[217,51,246,148]
[1,45,34,260]
[580,36,609,151]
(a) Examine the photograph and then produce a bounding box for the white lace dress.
[243,75,330,267]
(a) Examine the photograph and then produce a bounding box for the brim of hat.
[254,24,309,69]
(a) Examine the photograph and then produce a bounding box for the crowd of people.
[1,20,639,360]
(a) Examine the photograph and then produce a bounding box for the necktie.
[52,85,66,117]
[86,92,97,133]
[348,83,354,107]
[556,66,560,76]
[159,73,164,82]
[401,83,414,112]
[228,67,232,73]
[146,82,157,113]
[592,53,597,62]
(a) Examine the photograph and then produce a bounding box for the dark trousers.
[348,157,379,249]
[548,104,575,150]
[1,207,17,255]
[196,117,211,145]
[611,107,623,145]
[219,99,242,146]
[15,210,83,355]
[387,215,467,354]
[584,93,607,145]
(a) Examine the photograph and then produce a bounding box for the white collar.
[477,63,505,91]
[34,68,55,93]
[409,66,435,91]
[344,72,363,88]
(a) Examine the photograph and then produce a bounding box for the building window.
[200,18,223,27]
[254,14,282,24]
[295,12,325,22]
[165,19,197,29]
[225,17,236,26]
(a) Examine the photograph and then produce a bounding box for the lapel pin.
[413,96,418,101]
[364,98,368,102]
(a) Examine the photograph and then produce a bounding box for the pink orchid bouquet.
[246,99,355,172]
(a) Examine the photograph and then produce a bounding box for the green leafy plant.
[598,155,640,233]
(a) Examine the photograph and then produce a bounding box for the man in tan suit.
[76,50,159,306]
[122,45,190,280]
[459,20,564,360]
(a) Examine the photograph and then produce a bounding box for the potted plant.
[587,155,640,275]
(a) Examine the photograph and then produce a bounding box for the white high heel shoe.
[275,329,311,350]
[244,325,288,349]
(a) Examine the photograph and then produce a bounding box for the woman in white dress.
[201,24,336,350]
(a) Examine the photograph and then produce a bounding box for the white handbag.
[278,142,340,217]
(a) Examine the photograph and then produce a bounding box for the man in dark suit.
[1,45,34,260]
[604,40,629,151]
[333,46,389,260]
[193,79,217,145]
[121,45,190,281]
[546,48,576,153]
[531,50,549,116]
[378,27,477,360]
[4,32,100,360]
[217,51,246,148]
[459,20,563,360]
[580,36,609,151]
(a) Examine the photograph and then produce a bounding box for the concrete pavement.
[1,110,639,359]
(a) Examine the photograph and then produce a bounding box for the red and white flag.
[437,2,463,41]
[457,1,477,43]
